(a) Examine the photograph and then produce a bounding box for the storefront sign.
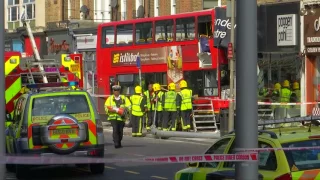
[214,7,237,49]
[111,47,167,66]
[304,7,320,55]
[47,34,72,54]
[277,14,297,46]
[77,35,97,50]
[305,8,320,47]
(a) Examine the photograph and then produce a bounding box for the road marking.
[151,176,168,179]
[124,153,145,157]
[105,166,116,169]
[124,170,140,174]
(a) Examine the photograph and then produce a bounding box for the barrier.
[1,153,258,165]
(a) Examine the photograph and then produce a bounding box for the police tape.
[88,94,320,106]
[0,153,258,165]
[237,146,320,152]
[257,102,320,105]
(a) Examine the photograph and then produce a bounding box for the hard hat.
[293,82,299,90]
[154,83,161,91]
[135,85,142,94]
[168,83,176,90]
[274,83,281,90]
[112,84,121,91]
[283,80,290,88]
[152,84,157,91]
[179,80,187,88]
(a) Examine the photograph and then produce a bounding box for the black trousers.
[181,110,192,128]
[156,111,163,128]
[146,111,154,128]
[110,120,125,146]
[130,115,143,136]
[162,111,177,130]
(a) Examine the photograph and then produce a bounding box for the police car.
[5,82,105,179]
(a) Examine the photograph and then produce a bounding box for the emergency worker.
[162,83,181,131]
[144,83,154,130]
[152,83,164,129]
[280,80,292,108]
[105,84,131,148]
[271,83,281,110]
[258,86,269,101]
[179,80,193,131]
[291,82,301,109]
[130,86,147,137]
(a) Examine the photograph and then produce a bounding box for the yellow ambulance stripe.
[5,56,20,76]
[61,54,82,79]
[5,77,22,104]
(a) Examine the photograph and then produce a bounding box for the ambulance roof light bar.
[26,81,79,89]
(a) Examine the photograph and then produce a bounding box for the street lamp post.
[235,0,259,178]
[227,0,236,133]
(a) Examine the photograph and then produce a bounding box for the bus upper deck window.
[155,20,174,43]
[175,17,195,41]
[135,22,153,44]
[102,26,115,48]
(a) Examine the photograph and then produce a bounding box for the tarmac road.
[6,130,214,180]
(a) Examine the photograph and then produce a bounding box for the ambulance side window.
[199,138,231,168]
[13,97,25,123]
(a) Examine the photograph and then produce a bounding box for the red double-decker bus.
[96,9,230,116]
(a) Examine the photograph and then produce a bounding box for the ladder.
[23,58,63,84]
[191,98,218,132]
[20,7,48,84]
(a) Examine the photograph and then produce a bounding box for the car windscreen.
[31,95,90,123]
[282,139,320,171]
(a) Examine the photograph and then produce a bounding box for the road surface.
[6,131,213,180]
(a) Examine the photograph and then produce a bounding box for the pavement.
[5,130,215,180]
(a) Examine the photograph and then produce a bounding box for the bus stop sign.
[136,56,141,68]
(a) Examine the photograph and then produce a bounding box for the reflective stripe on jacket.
[130,94,145,116]
[144,90,154,110]
[104,95,131,121]
[153,91,164,111]
[163,91,178,111]
[180,89,193,111]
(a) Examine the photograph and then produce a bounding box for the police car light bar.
[258,116,320,126]
[26,81,79,89]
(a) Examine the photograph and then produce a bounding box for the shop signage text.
[111,47,167,67]
[77,35,97,49]
[304,7,320,49]
[277,14,297,46]
[49,38,70,53]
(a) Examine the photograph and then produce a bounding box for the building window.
[8,0,19,22]
[175,17,195,41]
[155,20,174,43]
[135,22,153,44]
[23,0,36,20]
[116,24,133,46]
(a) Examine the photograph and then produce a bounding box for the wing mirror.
[187,162,199,167]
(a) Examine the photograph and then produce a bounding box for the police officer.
[152,83,164,129]
[130,86,147,137]
[162,83,181,131]
[144,83,154,130]
[105,84,131,148]
[280,80,292,108]
[179,80,193,131]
